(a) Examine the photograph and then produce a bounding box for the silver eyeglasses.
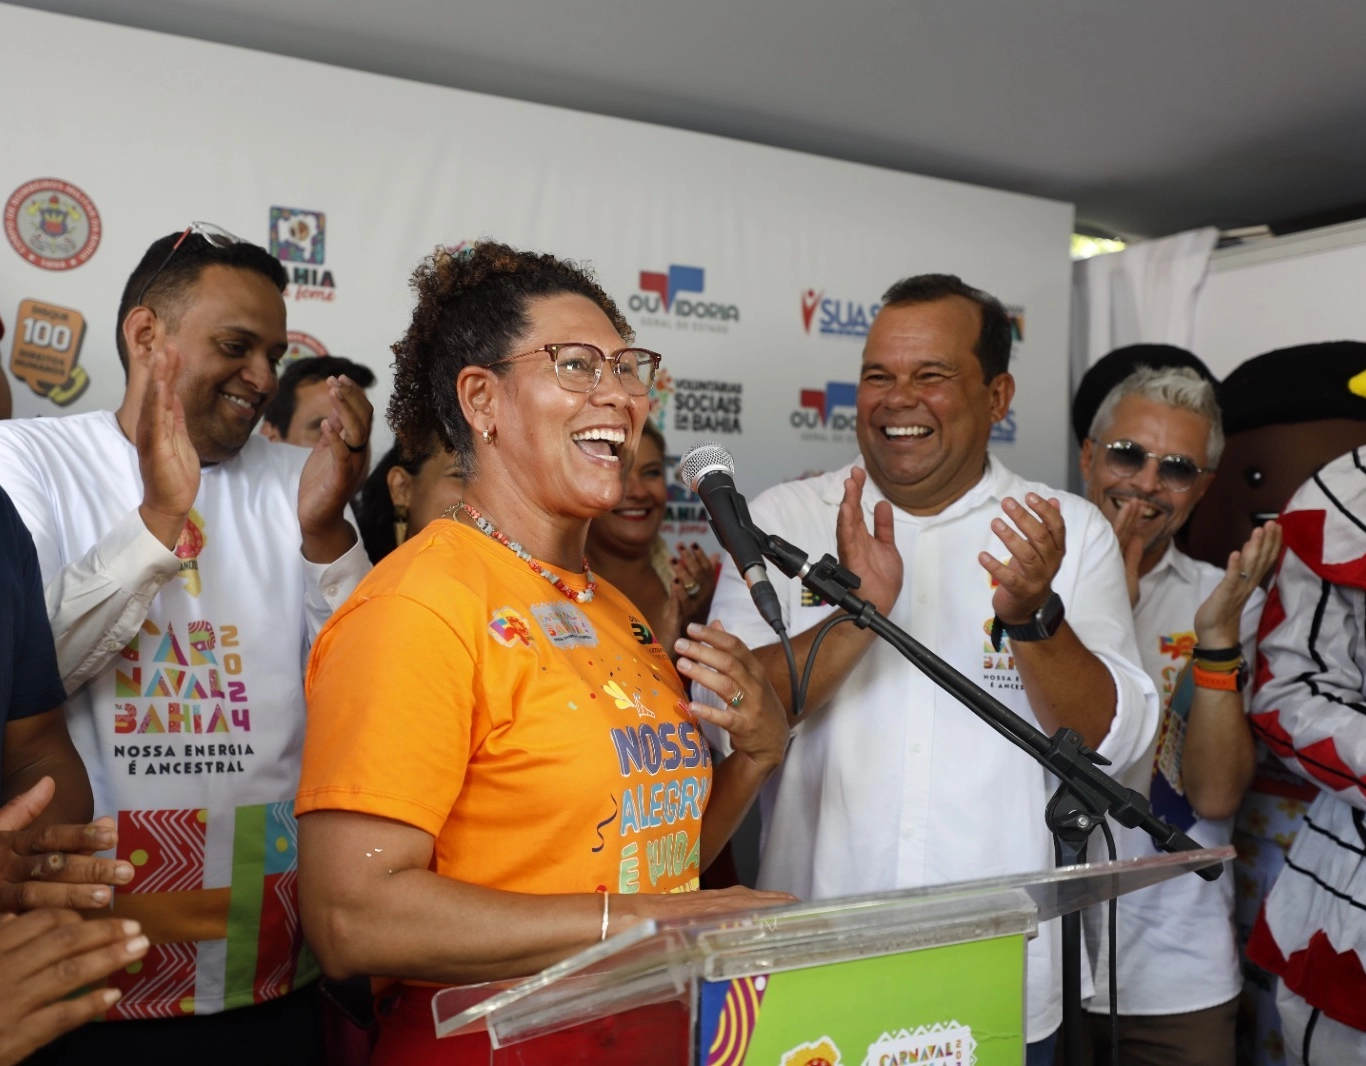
[135,221,242,307]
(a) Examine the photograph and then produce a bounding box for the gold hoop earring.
[482,428,493,444]
[394,505,409,547]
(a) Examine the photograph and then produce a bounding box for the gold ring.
[729,689,744,708]
[683,580,702,597]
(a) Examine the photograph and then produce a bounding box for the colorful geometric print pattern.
[255,802,304,1001]
[109,942,197,1021]
[120,808,207,894]
[106,802,314,1018]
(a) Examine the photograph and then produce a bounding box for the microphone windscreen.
[679,442,733,492]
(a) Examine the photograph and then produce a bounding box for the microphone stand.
[758,533,1218,1066]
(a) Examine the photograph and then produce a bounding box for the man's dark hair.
[115,231,288,373]
[880,274,1014,382]
[261,356,377,435]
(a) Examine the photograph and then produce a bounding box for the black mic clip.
[759,535,863,615]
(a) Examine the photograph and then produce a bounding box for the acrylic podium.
[433,847,1231,1066]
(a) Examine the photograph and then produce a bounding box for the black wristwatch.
[991,591,1065,652]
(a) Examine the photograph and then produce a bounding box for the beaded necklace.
[452,500,596,604]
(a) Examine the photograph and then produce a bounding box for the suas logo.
[793,382,857,431]
[801,290,880,338]
[269,207,335,302]
[630,265,739,332]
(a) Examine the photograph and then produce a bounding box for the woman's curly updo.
[389,241,632,473]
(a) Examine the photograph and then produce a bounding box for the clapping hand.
[297,374,372,561]
[1194,521,1283,646]
[980,494,1066,624]
[136,346,199,549]
[837,467,901,614]
[1107,498,1149,607]
[657,543,720,657]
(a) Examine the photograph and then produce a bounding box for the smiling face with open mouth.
[855,296,1014,515]
[488,292,647,521]
[1081,394,1214,565]
[163,264,288,463]
[588,428,667,556]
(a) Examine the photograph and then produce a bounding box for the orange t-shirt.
[297,521,709,896]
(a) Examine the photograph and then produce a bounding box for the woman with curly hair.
[295,242,791,1062]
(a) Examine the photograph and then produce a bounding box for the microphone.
[679,443,786,637]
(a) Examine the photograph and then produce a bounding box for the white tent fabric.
[1067,226,1218,489]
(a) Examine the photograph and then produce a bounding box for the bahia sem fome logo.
[269,207,335,301]
[801,290,881,338]
[630,265,739,332]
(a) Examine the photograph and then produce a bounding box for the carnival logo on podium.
[862,1021,976,1066]
[801,290,881,338]
[629,264,739,333]
[269,207,335,302]
[792,382,858,443]
[5,179,101,270]
[782,1035,843,1066]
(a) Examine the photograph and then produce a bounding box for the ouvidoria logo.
[629,265,739,332]
[792,382,857,437]
[862,1021,976,1065]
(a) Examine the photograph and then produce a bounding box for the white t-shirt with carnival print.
[0,410,367,1019]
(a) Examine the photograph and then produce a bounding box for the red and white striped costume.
[1247,447,1366,1048]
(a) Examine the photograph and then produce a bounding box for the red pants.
[372,985,691,1065]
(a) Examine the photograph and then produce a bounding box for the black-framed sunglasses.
[492,343,662,395]
[1097,438,1213,492]
[135,221,243,307]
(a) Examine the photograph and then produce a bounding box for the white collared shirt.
[704,455,1157,1042]
[1086,543,1262,1015]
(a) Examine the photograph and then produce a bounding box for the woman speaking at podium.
[295,243,791,1063]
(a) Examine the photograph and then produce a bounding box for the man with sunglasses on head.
[0,224,371,1065]
[1074,353,1280,1066]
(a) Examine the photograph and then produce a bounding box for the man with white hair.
[1076,360,1280,1065]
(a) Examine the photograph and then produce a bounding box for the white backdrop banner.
[0,6,1073,545]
